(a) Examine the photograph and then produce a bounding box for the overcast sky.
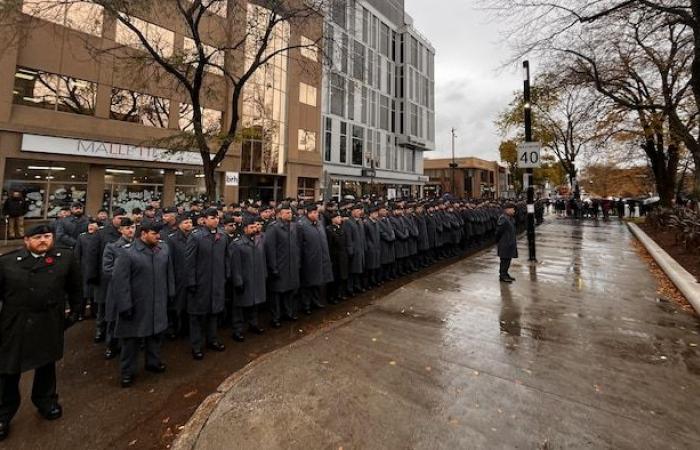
[404,0,522,162]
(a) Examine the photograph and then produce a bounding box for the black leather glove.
[187,286,197,294]
[119,308,135,321]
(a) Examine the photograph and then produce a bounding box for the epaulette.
[124,244,132,248]
[79,231,88,236]
[168,232,176,238]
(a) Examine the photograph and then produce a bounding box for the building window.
[179,104,223,134]
[299,82,318,107]
[300,36,318,61]
[110,88,170,128]
[183,37,225,75]
[22,0,104,36]
[241,137,263,173]
[380,23,390,57]
[2,159,88,220]
[410,103,418,136]
[331,0,346,29]
[104,167,165,214]
[351,125,364,166]
[324,118,333,162]
[241,126,279,174]
[13,67,96,116]
[115,16,175,58]
[330,73,345,117]
[379,95,389,131]
[298,129,317,152]
[340,121,348,164]
[347,79,355,120]
[297,177,316,200]
[353,40,365,81]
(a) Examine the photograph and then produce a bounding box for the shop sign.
[225,172,240,186]
[21,134,204,166]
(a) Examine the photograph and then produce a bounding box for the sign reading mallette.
[517,142,541,168]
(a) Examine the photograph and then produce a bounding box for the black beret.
[145,205,155,211]
[328,211,339,219]
[504,202,516,210]
[232,211,243,217]
[131,207,143,215]
[25,223,53,237]
[305,204,318,213]
[71,202,84,208]
[277,202,292,211]
[351,204,363,211]
[242,215,260,227]
[113,207,127,216]
[223,216,236,225]
[163,207,178,214]
[119,217,134,227]
[140,221,164,233]
[176,214,192,225]
[203,208,219,218]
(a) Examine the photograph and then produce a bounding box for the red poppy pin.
[45,256,55,265]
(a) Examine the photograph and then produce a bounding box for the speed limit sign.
[517,142,541,168]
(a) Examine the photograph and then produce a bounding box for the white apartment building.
[321,0,435,200]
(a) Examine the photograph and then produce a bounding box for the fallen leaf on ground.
[162,417,170,424]
[128,440,138,446]
[184,390,197,399]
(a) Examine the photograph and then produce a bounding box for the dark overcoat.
[416,214,429,251]
[0,247,81,374]
[425,214,437,249]
[111,239,175,338]
[75,231,100,297]
[496,214,518,259]
[186,229,228,315]
[378,217,396,265]
[102,236,133,322]
[298,218,334,287]
[166,229,191,312]
[264,220,301,293]
[326,223,349,281]
[390,216,409,259]
[96,224,122,305]
[343,218,366,274]
[404,215,419,256]
[229,234,267,307]
[55,215,89,249]
[364,219,382,270]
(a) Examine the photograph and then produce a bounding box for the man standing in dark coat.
[228,216,267,341]
[55,202,89,249]
[378,205,396,281]
[111,222,174,387]
[390,207,409,275]
[298,205,333,315]
[0,224,81,440]
[94,208,127,343]
[165,215,193,339]
[343,204,366,296]
[364,207,382,287]
[186,208,227,360]
[496,203,518,283]
[264,202,301,327]
[2,190,29,239]
[74,218,101,320]
[325,212,349,303]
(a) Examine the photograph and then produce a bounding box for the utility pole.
[449,128,458,195]
[523,61,537,262]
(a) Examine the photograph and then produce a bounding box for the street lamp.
[450,128,457,195]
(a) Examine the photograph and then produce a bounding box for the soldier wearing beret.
[228,216,267,341]
[94,208,127,343]
[298,205,333,315]
[54,202,88,249]
[0,224,81,441]
[165,215,194,339]
[74,217,101,320]
[496,203,518,283]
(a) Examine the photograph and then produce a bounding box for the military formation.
[0,196,529,441]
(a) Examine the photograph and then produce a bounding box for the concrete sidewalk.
[177,220,700,449]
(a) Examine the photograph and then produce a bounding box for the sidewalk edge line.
[627,222,700,314]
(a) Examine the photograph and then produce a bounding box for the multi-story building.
[0,1,323,220]
[321,0,435,200]
[423,157,510,199]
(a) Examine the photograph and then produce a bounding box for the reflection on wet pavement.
[191,220,700,449]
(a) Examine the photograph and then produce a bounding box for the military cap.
[232,211,243,217]
[203,207,219,218]
[242,215,260,227]
[113,207,127,216]
[163,206,178,214]
[140,221,165,233]
[71,201,84,208]
[132,207,143,215]
[328,211,340,219]
[223,215,236,225]
[25,223,54,237]
[176,214,191,225]
[305,204,318,213]
[277,202,292,211]
[119,217,134,227]
[504,202,516,210]
[351,203,364,211]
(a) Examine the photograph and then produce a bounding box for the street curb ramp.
[627,222,700,314]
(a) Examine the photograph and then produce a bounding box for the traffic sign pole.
[523,61,537,262]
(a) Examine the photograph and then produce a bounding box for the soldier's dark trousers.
[232,305,259,334]
[327,280,346,301]
[0,363,57,423]
[270,290,295,321]
[189,314,219,351]
[301,286,324,311]
[499,258,512,277]
[106,320,119,351]
[120,334,163,377]
[95,301,106,333]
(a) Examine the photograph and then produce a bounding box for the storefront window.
[175,170,208,208]
[2,159,88,219]
[103,167,164,214]
[297,177,316,201]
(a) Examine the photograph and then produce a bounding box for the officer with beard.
[55,202,88,249]
[0,224,81,441]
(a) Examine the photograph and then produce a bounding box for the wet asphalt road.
[2,233,483,449]
[184,220,700,449]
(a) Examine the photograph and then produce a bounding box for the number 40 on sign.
[517,142,541,168]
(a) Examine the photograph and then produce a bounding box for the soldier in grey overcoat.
[496,203,518,283]
[390,207,409,275]
[74,218,100,319]
[363,207,382,287]
[54,202,89,249]
[101,217,136,359]
[264,203,301,326]
[228,216,267,340]
[111,223,175,387]
[185,208,227,359]
[343,204,366,295]
[165,215,193,339]
[298,206,333,315]
[378,205,396,281]
[94,208,126,343]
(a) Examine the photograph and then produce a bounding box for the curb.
[627,222,700,314]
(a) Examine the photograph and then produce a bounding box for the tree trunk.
[202,156,217,204]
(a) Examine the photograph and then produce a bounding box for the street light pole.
[523,61,537,262]
[450,128,457,195]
